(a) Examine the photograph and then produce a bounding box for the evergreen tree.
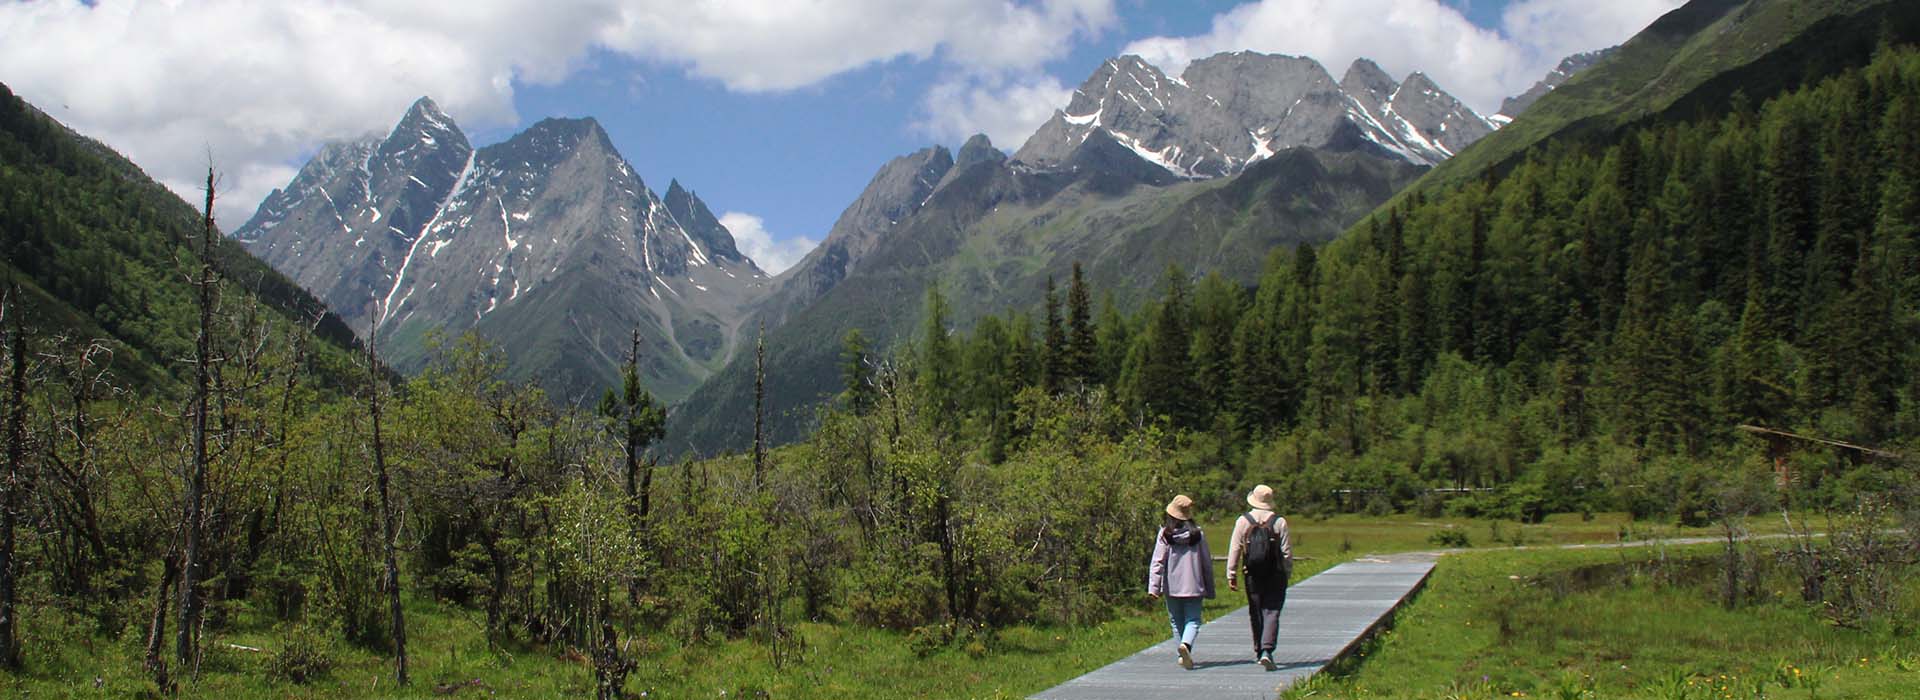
[598,329,668,520]
[1041,276,1066,393]
[1093,292,1131,389]
[839,328,876,415]
[1395,269,1432,393]
[1065,262,1097,387]
[920,286,959,424]
[1130,265,1197,428]
[1189,272,1245,425]
[1761,106,1819,337]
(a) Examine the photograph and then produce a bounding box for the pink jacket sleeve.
[1146,527,1169,595]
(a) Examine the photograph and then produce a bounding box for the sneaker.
[1259,653,1276,671]
[1177,643,1193,670]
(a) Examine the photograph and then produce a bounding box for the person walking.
[1226,484,1292,670]
[1147,494,1214,670]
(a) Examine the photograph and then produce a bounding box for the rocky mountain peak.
[1498,46,1619,121]
[1014,50,1496,178]
[1340,58,1397,107]
[237,100,765,402]
[754,144,952,326]
[953,134,1005,171]
[664,179,751,266]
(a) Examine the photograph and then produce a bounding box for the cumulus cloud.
[918,76,1073,152]
[0,0,1115,227]
[1119,0,1685,116]
[719,212,817,276]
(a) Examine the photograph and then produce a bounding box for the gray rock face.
[1378,72,1495,158]
[235,99,766,401]
[757,144,954,327]
[1497,47,1619,122]
[1012,51,1498,176]
[235,97,474,323]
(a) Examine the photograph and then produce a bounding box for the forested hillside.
[0,83,361,392]
[888,44,1920,519]
[4,16,1920,700]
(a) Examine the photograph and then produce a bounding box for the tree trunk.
[176,169,217,674]
[144,553,178,693]
[367,327,408,685]
[0,285,27,670]
[752,323,766,490]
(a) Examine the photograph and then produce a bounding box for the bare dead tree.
[35,337,119,605]
[0,281,28,670]
[753,322,766,490]
[367,308,408,685]
[143,540,179,693]
[175,167,218,674]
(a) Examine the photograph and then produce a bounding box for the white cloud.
[1119,0,1685,117]
[0,0,1116,228]
[919,76,1072,152]
[719,212,816,276]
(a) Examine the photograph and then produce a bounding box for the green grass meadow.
[2,514,1908,699]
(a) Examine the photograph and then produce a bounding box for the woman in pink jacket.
[1146,494,1215,670]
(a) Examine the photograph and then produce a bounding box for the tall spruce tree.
[1065,263,1097,387]
[920,287,959,423]
[1041,276,1066,392]
[839,328,876,415]
[1132,265,1197,428]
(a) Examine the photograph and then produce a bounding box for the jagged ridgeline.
[673,0,1920,458]
[0,82,361,392]
[236,99,766,404]
[669,49,1493,454]
[1274,42,1920,466]
[748,42,1920,518]
[1412,0,1920,197]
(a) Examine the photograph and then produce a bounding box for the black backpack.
[1243,513,1287,578]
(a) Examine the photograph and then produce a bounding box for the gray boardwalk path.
[1033,553,1437,700]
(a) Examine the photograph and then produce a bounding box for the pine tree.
[1190,272,1244,425]
[1041,276,1066,392]
[599,329,667,520]
[1093,292,1131,389]
[920,287,959,423]
[1396,270,1432,393]
[839,328,876,415]
[1065,262,1097,387]
[1761,106,1818,337]
[1134,265,1197,427]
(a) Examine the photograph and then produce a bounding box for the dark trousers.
[1245,574,1287,654]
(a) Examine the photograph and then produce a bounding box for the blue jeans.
[1165,596,1202,646]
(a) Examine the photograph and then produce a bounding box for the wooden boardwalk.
[1033,553,1437,700]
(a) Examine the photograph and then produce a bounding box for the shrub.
[906,623,953,657]
[1428,527,1471,548]
[265,624,336,684]
[841,548,945,630]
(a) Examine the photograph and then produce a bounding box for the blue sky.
[483,0,1248,267]
[0,0,1681,273]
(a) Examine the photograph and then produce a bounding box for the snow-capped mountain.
[1013,52,1498,177]
[235,97,766,401]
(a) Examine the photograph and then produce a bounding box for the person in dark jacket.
[1226,484,1292,670]
[1147,494,1215,670]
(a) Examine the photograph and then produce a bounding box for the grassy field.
[0,513,1890,698]
[1283,543,1920,699]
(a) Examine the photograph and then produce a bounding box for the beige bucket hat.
[1246,484,1275,511]
[1164,494,1195,520]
